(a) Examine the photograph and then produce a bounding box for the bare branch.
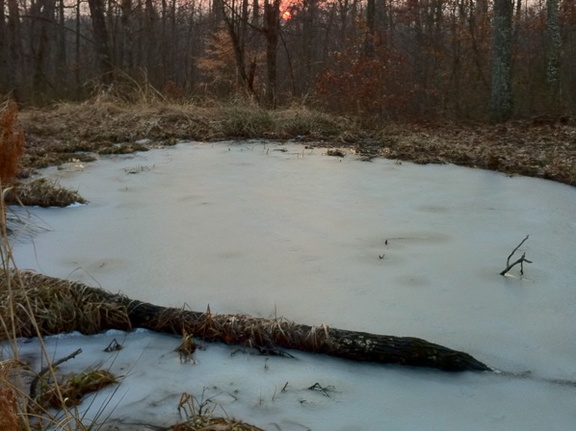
[500,252,533,276]
[506,234,529,266]
[29,348,83,403]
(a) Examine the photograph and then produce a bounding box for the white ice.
[4,141,576,430]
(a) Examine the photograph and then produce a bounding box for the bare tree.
[219,0,257,97]
[0,0,573,117]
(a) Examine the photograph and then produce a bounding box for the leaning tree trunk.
[0,271,490,372]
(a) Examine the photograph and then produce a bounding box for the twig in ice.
[500,235,532,276]
[29,348,83,405]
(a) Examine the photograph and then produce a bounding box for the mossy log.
[0,271,490,372]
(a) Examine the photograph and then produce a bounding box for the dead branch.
[500,252,533,276]
[501,235,532,276]
[506,234,529,267]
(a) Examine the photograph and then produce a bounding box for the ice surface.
[4,329,575,431]
[4,141,576,430]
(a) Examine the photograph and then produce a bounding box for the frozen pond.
[6,141,576,430]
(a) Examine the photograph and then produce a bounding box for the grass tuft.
[274,107,347,137]
[219,105,274,138]
[4,178,87,207]
[39,369,117,409]
[170,416,265,431]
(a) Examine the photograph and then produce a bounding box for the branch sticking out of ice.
[500,235,532,276]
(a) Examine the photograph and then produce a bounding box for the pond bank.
[17,103,576,186]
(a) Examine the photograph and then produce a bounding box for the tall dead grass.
[0,184,29,430]
[0,101,25,183]
[0,187,111,431]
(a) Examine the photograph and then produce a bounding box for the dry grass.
[15,98,576,186]
[273,106,347,137]
[0,270,132,341]
[18,97,350,174]
[4,178,87,207]
[170,416,265,431]
[39,369,117,409]
[370,123,576,184]
[176,329,196,363]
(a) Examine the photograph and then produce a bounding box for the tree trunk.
[546,0,561,110]
[365,0,375,56]
[263,0,280,107]
[32,0,57,99]
[490,0,514,122]
[6,0,23,100]
[1,271,491,373]
[87,0,114,85]
[0,0,7,92]
[56,0,68,95]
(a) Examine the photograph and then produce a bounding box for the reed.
[0,186,117,430]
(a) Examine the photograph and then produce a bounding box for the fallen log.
[0,270,490,372]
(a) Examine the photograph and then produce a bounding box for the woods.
[0,0,574,120]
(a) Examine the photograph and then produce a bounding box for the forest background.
[0,2,575,428]
[0,0,574,122]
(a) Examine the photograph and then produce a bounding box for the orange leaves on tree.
[197,28,240,89]
[0,101,25,183]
